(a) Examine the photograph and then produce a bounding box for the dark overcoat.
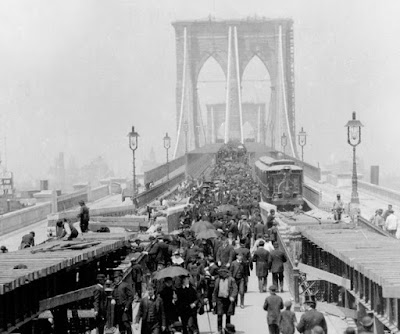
[253,248,270,277]
[297,309,328,334]
[269,249,287,273]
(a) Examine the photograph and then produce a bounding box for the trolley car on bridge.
[254,156,304,210]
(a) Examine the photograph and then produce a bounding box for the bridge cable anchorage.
[278,25,296,157]
[173,26,187,159]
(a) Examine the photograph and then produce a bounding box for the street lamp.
[281,133,287,156]
[298,127,307,163]
[345,111,363,204]
[183,120,189,154]
[163,132,171,181]
[128,126,139,199]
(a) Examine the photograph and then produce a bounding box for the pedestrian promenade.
[131,270,349,334]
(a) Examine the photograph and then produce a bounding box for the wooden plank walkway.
[302,228,400,295]
[0,232,135,295]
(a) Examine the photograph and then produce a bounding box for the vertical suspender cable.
[234,26,244,144]
[257,105,261,143]
[278,25,295,157]
[173,27,187,159]
[224,26,232,144]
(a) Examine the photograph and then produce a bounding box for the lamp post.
[345,112,363,204]
[298,127,307,163]
[128,126,139,199]
[163,132,171,181]
[183,120,189,154]
[281,133,287,156]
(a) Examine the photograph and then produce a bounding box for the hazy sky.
[1,0,399,184]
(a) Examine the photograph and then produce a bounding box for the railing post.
[293,259,301,311]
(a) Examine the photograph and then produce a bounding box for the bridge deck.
[0,232,133,295]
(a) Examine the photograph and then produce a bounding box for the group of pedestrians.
[371,203,400,238]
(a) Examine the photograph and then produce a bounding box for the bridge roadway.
[0,193,126,251]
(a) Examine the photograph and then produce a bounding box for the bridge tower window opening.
[241,55,271,144]
[197,56,226,145]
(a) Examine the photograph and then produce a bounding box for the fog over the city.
[0,0,399,187]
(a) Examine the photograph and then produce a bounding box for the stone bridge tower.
[172,18,297,158]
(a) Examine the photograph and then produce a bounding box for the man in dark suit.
[254,221,265,240]
[269,242,287,292]
[234,239,252,293]
[113,271,134,334]
[130,254,143,302]
[263,285,284,334]
[93,274,107,334]
[252,240,270,292]
[230,253,247,308]
[176,275,199,334]
[216,238,235,268]
[297,295,327,334]
[135,283,166,334]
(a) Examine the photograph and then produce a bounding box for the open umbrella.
[196,229,221,240]
[153,266,189,280]
[217,204,239,214]
[190,220,216,234]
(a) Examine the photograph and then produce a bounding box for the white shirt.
[251,239,274,255]
[386,213,398,231]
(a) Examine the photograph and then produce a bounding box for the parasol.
[196,229,221,240]
[153,266,189,280]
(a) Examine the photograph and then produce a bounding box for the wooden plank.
[39,285,97,312]
[298,263,351,289]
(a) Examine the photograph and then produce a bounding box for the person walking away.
[385,210,398,236]
[333,194,344,222]
[77,200,90,232]
[112,271,134,334]
[297,294,327,334]
[93,274,107,334]
[134,282,166,334]
[280,300,297,334]
[0,246,8,253]
[269,242,287,292]
[263,285,284,334]
[230,253,247,308]
[213,267,238,334]
[56,219,79,241]
[252,240,270,293]
[19,231,35,249]
[130,255,143,302]
[176,275,199,334]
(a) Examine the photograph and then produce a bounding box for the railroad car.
[254,156,305,210]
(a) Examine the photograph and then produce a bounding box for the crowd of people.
[97,143,300,334]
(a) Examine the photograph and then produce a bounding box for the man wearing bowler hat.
[297,294,327,334]
[93,274,107,334]
[263,285,284,334]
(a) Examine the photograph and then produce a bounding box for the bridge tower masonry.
[172,18,297,158]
